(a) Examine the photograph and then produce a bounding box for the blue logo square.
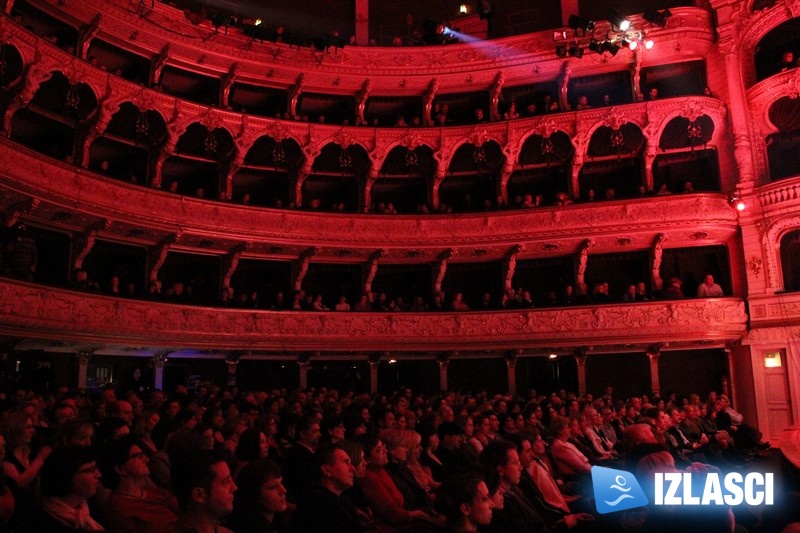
[591,465,649,514]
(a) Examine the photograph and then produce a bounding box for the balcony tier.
[0,279,748,354]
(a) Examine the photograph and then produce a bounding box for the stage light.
[644,38,654,49]
[568,43,584,57]
[602,41,620,55]
[460,4,468,14]
[622,38,636,50]
[729,196,746,211]
[568,14,595,34]
[608,9,630,31]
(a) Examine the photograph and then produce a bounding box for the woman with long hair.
[1,411,51,488]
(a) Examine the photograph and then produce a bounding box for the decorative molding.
[0,139,740,261]
[0,280,748,352]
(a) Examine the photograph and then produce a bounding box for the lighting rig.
[554,8,672,58]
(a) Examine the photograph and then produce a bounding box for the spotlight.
[729,196,746,211]
[602,41,620,55]
[568,14,595,35]
[556,45,567,57]
[643,7,672,27]
[608,9,630,31]
[644,38,654,49]
[622,38,636,50]
[548,353,558,359]
[460,4,468,14]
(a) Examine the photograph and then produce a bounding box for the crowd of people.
[0,375,788,532]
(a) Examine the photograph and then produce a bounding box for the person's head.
[340,440,367,478]
[236,429,269,462]
[506,434,534,468]
[317,444,355,495]
[550,416,571,440]
[2,411,34,449]
[171,450,237,517]
[109,400,134,426]
[359,433,389,467]
[41,446,101,500]
[100,434,150,489]
[232,459,287,521]
[437,472,493,530]
[55,418,94,448]
[296,414,321,448]
[480,440,522,486]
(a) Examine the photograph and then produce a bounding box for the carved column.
[434,249,455,295]
[288,74,305,119]
[363,169,378,211]
[559,62,572,112]
[222,242,250,294]
[490,71,505,121]
[295,142,319,207]
[149,234,178,283]
[506,351,519,395]
[149,44,171,88]
[364,249,386,294]
[643,124,658,193]
[576,239,595,287]
[503,245,524,291]
[152,352,168,391]
[574,348,587,398]
[219,63,239,108]
[569,131,587,200]
[438,354,450,392]
[73,219,110,270]
[632,46,643,102]
[717,28,756,187]
[724,343,737,409]
[423,78,439,127]
[647,345,662,396]
[356,78,372,126]
[226,352,242,387]
[650,233,667,291]
[298,354,311,390]
[78,15,102,60]
[77,351,91,390]
[369,354,380,394]
[293,247,317,292]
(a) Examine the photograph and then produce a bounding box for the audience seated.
[0,359,786,533]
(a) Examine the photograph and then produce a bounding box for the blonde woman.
[403,430,440,496]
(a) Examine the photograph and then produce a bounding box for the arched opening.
[781,229,800,292]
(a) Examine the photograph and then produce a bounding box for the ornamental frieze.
[0,280,747,352]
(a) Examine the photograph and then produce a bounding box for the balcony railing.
[0,278,748,353]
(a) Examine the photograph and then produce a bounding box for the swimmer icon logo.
[591,466,649,514]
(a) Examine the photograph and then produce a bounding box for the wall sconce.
[764,352,782,368]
